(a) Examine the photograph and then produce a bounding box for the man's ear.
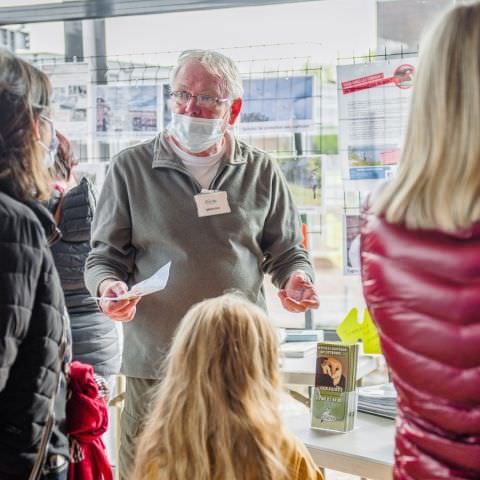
[228,98,242,126]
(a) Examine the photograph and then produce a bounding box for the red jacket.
[67,361,113,480]
[361,210,480,480]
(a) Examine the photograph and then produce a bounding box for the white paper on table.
[91,261,171,301]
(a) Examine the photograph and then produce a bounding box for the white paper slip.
[90,261,171,301]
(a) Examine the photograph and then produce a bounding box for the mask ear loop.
[37,135,58,156]
[220,101,233,131]
[39,114,58,154]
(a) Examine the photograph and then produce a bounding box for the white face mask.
[168,112,228,153]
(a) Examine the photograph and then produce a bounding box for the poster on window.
[41,62,89,140]
[96,85,159,137]
[337,58,417,186]
[277,156,322,209]
[239,76,314,133]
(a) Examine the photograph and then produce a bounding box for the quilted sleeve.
[0,215,44,391]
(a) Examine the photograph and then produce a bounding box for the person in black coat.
[0,49,69,479]
[47,132,121,382]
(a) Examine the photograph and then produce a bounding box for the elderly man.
[85,49,319,478]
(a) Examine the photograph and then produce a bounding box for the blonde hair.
[372,2,480,231]
[132,294,298,480]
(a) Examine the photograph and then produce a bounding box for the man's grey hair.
[170,49,243,100]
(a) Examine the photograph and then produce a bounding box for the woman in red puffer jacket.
[361,3,480,480]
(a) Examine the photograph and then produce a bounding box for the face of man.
[171,60,242,125]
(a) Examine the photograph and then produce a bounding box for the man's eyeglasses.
[170,91,230,109]
[40,113,59,156]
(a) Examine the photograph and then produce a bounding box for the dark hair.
[0,49,52,201]
[52,131,77,181]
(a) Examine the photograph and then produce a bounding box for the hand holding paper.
[278,271,320,313]
[110,261,172,301]
[97,261,171,322]
[98,281,138,322]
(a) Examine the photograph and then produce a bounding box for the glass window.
[2,0,454,329]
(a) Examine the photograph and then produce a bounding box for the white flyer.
[92,261,171,301]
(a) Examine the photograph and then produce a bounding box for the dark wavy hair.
[0,49,52,201]
[52,130,77,181]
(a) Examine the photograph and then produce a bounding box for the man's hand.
[278,271,320,313]
[98,279,140,322]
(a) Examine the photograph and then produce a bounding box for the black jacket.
[0,191,69,478]
[48,178,120,376]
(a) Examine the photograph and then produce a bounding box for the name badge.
[194,190,231,217]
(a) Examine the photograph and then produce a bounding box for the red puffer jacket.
[361,209,480,480]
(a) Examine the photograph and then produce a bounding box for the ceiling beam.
[0,0,322,26]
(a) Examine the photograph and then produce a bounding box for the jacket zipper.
[208,164,228,191]
[156,163,228,194]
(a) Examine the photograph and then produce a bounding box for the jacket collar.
[152,129,246,169]
[0,180,60,245]
[26,199,61,246]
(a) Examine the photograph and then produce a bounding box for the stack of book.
[285,329,324,342]
[279,330,324,358]
[310,342,359,432]
[357,383,397,419]
[280,342,317,358]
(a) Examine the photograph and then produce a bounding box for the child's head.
[133,293,292,480]
[166,293,280,397]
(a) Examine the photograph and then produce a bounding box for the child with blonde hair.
[132,293,323,480]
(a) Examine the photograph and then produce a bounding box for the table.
[280,353,379,385]
[286,409,395,480]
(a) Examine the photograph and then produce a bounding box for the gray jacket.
[85,132,313,378]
